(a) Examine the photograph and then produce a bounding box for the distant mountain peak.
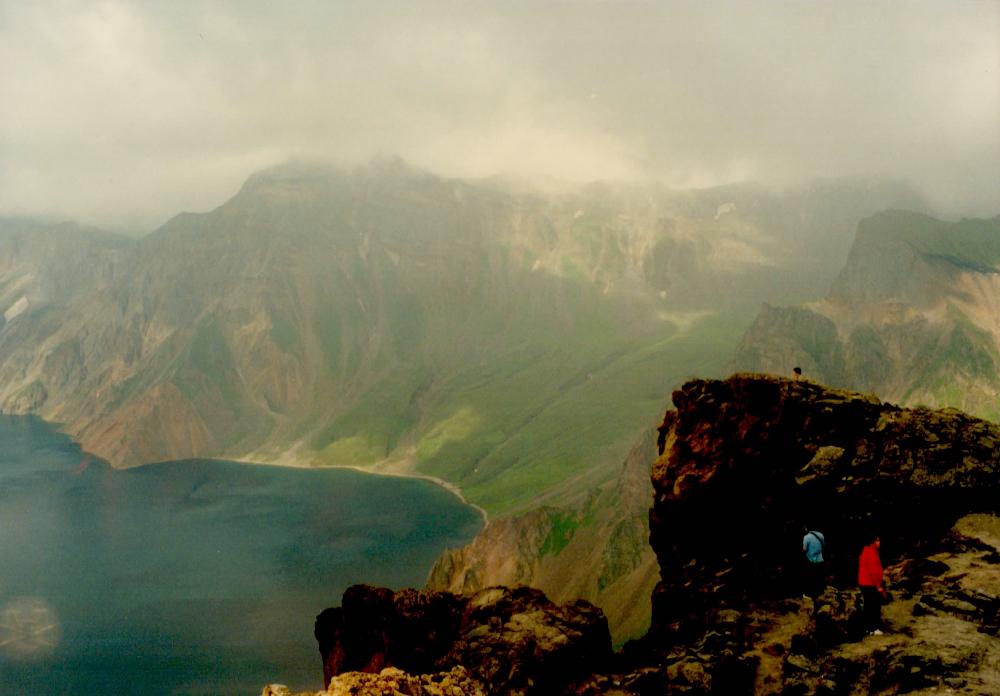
[734,212,1000,419]
[363,155,435,180]
[238,156,436,193]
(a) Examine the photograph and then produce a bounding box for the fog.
[1,0,997,233]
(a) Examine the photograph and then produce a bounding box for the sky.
[1,0,998,233]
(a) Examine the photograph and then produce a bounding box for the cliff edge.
[270,374,1000,694]
[641,374,1000,693]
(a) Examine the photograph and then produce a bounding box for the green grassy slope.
[736,212,1000,423]
[860,211,1000,271]
[0,164,925,518]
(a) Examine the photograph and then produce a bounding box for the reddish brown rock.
[650,374,1000,643]
[314,585,611,695]
[291,374,1000,696]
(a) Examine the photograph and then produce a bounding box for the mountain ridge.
[0,161,943,654]
[735,210,1000,419]
[0,162,924,513]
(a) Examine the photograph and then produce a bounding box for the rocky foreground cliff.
[267,374,1000,694]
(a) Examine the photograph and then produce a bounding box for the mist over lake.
[0,415,482,695]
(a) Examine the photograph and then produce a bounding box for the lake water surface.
[0,416,482,694]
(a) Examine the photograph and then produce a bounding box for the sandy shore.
[229,453,489,524]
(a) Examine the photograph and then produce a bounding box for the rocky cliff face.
[735,211,1000,420]
[312,585,612,695]
[650,374,1000,637]
[642,374,1000,693]
[0,167,921,515]
[426,431,659,644]
[284,375,1000,695]
[3,162,708,516]
[0,218,131,312]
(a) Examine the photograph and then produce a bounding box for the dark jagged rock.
[650,373,1000,642]
[314,585,612,695]
[292,374,1000,695]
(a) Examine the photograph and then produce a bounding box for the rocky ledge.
[307,584,611,695]
[268,374,1000,694]
[638,374,1000,694]
[650,374,1000,640]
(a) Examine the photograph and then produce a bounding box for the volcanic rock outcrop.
[639,374,1000,693]
[650,374,1000,640]
[288,374,1000,694]
[312,585,611,695]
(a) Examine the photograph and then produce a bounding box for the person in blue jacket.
[802,527,827,600]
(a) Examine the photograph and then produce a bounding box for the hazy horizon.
[2,0,997,233]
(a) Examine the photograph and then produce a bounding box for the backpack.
[806,530,829,562]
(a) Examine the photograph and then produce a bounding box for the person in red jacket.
[858,534,888,635]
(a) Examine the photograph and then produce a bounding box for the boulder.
[314,585,612,695]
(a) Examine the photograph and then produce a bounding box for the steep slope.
[277,375,1000,695]
[428,430,660,645]
[0,218,135,412]
[636,374,1000,694]
[735,211,1000,419]
[0,163,920,517]
[0,165,929,652]
[0,218,132,311]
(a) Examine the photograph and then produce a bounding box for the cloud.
[0,0,997,232]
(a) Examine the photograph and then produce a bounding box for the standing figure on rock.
[802,527,827,600]
[858,533,887,635]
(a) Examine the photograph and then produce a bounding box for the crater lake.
[0,415,483,694]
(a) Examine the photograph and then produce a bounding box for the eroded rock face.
[284,375,1000,695]
[734,213,1000,422]
[314,585,611,695]
[650,374,1000,642]
[426,432,660,645]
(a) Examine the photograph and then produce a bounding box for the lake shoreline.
[228,456,489,525]
[0,414,484,696]
[12,411,489,525]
